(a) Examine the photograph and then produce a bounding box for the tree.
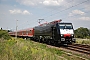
[0,30,11,40]
[74,27,90,38]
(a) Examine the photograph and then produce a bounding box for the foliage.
[0,38,63,60]
[74,27,90,38]
[0,38,85,60]
[0,30,11,40]
[76,38,90,45]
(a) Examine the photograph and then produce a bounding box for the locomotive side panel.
[34,23,54,37]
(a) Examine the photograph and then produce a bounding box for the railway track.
[32,39,90,56]
[64,44,90,55]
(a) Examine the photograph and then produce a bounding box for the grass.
[0,38,89,60]
[76,38,90,45]
[0,38,64,60]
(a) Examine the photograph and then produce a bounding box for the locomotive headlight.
[71,34,74,37]
[61,34,63,37]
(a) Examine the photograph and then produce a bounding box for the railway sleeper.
[67,47,90,55]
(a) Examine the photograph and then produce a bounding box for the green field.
[76,38,90,45]
[0,38,90,60]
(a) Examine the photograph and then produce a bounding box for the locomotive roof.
[39,20,62,26]
[12,28,34,32]
[18,28,34,31]
[59,22,72,24]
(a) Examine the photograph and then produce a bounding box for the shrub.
[0,30,11,40]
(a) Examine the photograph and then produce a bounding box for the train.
[9,20,76,45]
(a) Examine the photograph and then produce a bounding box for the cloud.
[16,0,90,10]
[69,10,85,16]
[79,17,90,21]
[22,10,30,15]
[9,9,22,14]
[16,0,39,6]
[16,0,64,6]
[42,0,64,6]
[84,4,90,11]
[9,9,30,15]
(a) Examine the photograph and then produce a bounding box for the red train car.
[9,28,34,38]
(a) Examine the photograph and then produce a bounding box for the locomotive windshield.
[59,23,73,29]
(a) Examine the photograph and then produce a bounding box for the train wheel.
[48,40,51,45]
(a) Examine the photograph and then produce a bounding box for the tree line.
[74,27,90,39]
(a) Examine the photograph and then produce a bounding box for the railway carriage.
[9,28,34,38]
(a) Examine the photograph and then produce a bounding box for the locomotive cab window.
[59,24,65,29]
[65,24,73,29]
[59,23,73,29]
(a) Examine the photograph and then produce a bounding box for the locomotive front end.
[58,23,76,44]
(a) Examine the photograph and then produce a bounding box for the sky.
[0,0,90,31]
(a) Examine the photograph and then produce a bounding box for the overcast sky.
[0,0,90,30]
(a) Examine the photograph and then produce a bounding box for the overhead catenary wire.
[18,0,90,30]
[62,10,90,20]
[36,0,74,18]
[49,7,87,20]
[18,0,75,27]
[43,0,90,19]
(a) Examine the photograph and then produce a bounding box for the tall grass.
[76,38,90,45]
[0,38,89,60]
[0,38,64,60]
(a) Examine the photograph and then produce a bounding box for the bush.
[86,36,90,39]
[0,30,11,40]
[74,27,90,39]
